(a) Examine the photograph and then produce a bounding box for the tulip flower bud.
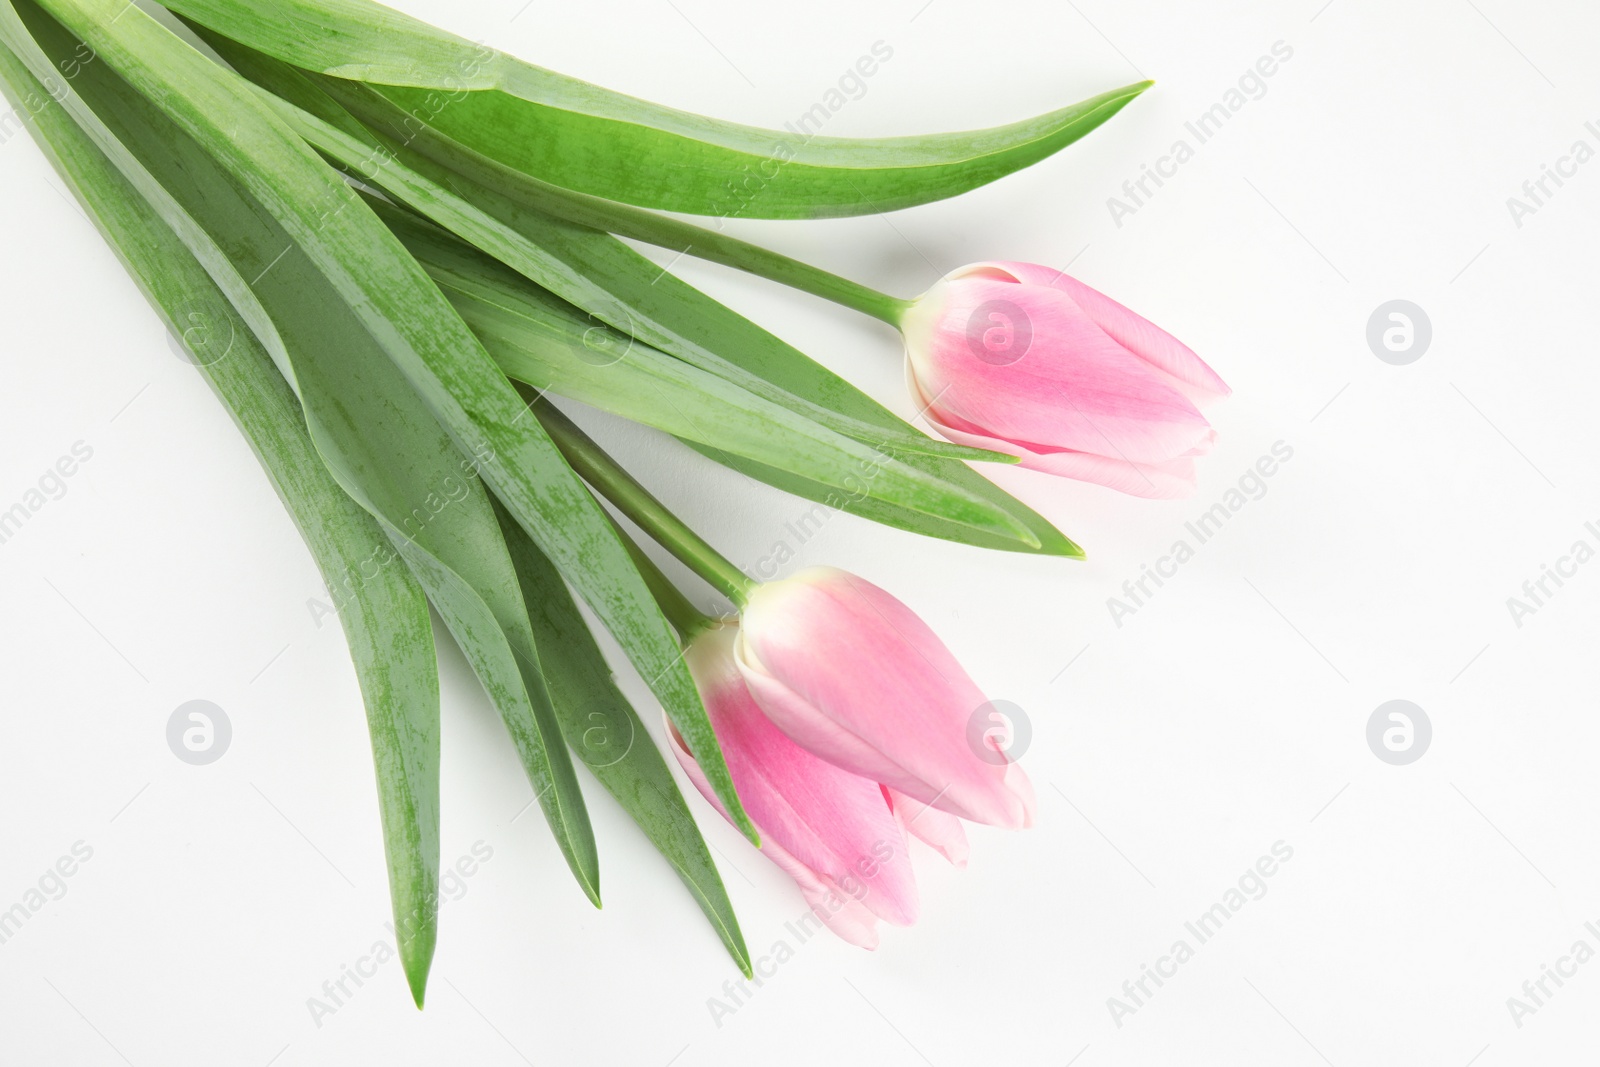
[901,262,1230,498]
[885,788,969,869]
[668,624,918,948]
[735,566,1035,830]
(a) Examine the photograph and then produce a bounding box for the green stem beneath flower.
[527,396,756,606]
[486,161,915,327]
[607,514,721,641]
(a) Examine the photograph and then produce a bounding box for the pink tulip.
[735,566,1035,831]
[667,624,918,948]
[900,262,1230,499]
[886,788,969,869]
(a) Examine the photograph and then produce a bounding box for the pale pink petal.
[902,275,1215,464]
[886,788,969,868]
[679,628,918,927]
[920,397,1201,499]
[768,840,888,949]
[900,261,1229,496]
[993,262,1229,400]
[1003,764,1037,831]
[737,569,1034,830]
[663,713,885,947]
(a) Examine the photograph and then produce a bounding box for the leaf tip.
[1039,530,1086,559]
[580,868,603,909]
[400,932,436,1010]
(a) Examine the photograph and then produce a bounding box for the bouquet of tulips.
[0,0,1229,1004]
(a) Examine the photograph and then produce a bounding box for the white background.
[1,0,1597,1063]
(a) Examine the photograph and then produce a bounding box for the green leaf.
[239,72,1068,556]
[169,42,1043,550]
[28,0,756,842]
[493,498,752,977]
[161,0,1149,218]
[179,37,1076,555]
[690,447,1083,557]
[13,0,602,898]
[378,205,1045,541]
[0,33,442,1003]
[380,210,1078,557]
[183,38,1005,469]
[198,50,1078,557]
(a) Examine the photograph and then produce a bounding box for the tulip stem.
[526,395,757,606]
[608,515,722,640]
[488,168,914,326]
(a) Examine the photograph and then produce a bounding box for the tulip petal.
[663,715,889,948]
[991,262,1230,400]
[737,569,1035,830]
[903,275,1215,465]
[761,837,890,949]
[919,395,1202,499]
[679,628,919,927]
[886,788,969,868]
[900,260,1229,496]
[1003,764,1038,831]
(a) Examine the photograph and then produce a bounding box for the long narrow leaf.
[14,0,601,896]
[25,0,756,841]
[0,35,443,1002]
[272,73,1077,556]
[379,205,1043,536]
[379,210,1078,555]
[174,38,1074,555]
[187,35,1008,470]
[492,498,752,977]
[161,0,1148,218]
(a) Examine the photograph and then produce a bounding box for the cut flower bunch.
[0,0,1228,1004]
